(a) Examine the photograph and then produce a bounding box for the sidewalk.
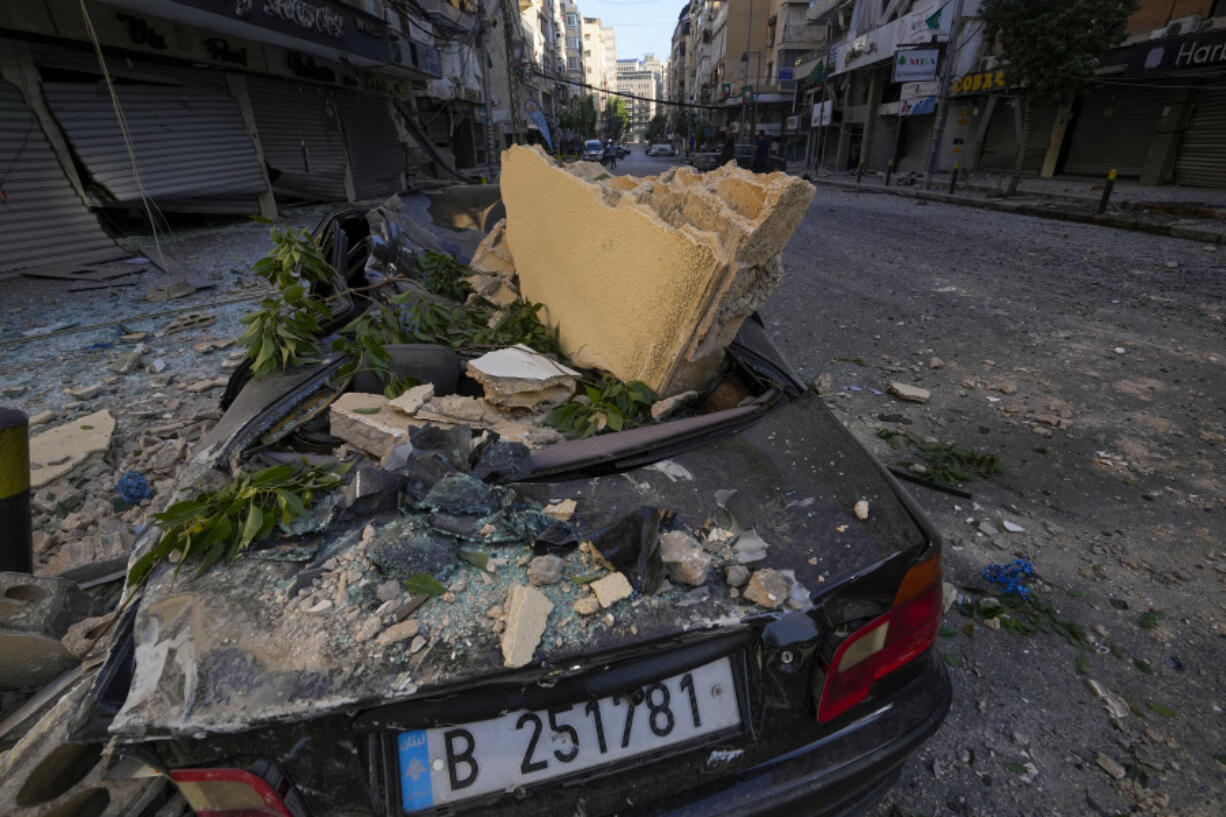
[799,167,1226,244]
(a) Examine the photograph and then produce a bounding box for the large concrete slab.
[499,146,814,396]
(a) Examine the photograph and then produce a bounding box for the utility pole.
[923,0,965,190]
[476,0,500,170]
[741,0,755,142]
[500,0,523,144]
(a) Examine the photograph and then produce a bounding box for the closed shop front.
[1173,88,1226,189]
[1062,84,1169,178]
[978,98,1058,174]
[249,77,349,202]
[335,91,401,200]
[0,81,121,273]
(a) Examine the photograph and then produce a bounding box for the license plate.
[396,657,741,812]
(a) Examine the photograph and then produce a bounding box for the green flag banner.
[926,9,942,29]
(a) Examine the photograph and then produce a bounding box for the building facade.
[615,55,664,139]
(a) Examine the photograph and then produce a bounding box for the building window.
[566,13,578,27]
[568,56,580,70]
[585,49,591,57]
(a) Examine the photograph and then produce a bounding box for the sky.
[581,0,684,61]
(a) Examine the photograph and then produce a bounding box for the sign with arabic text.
[893,48,938,82]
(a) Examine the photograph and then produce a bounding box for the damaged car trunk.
[60,153,950,817]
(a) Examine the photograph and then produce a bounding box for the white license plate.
[396,657,742,812]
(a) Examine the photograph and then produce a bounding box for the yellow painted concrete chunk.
[27,409,115,489]
[499,146,814,396]
[501,583,553,668]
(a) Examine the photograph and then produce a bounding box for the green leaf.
[938,625,956,637]
[1076,655,1091,676]
[1145,701,1177,717]
[570,573,602,585]
[352,407,382,415]
[941,652,964,668]
[1134,658,1153,675]
[403,574,447,596]
[458,549,489,570]
[239,504,263,549]
[1004,762,1027,774]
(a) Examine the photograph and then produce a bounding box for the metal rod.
[885,157,894,186]
[1098,169,1117,214]
[948,161,960,194]
[923,0,966,190]
[857,161,865,183]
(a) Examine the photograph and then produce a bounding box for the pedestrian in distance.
[752,130,770,174]
[718,129,735,167]
[603,140,617,169]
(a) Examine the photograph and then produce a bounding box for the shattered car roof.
[110,391,925,738]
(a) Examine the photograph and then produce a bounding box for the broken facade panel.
[41,80,268,213]
[0,81,122,273]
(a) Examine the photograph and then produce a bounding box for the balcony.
[779,22,823,48]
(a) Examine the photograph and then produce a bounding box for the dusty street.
[770,189,1226,816]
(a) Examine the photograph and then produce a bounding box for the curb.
[808,178,1226,245]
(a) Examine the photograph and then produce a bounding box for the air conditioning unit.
[1152,16,1202,39]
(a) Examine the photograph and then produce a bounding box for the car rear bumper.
[646,652,952,817]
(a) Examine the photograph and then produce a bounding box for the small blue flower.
[114,471,153,504]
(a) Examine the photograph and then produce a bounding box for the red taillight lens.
[816,557,942,723]
[169,769,293,817]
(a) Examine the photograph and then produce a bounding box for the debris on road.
[27,410,115,489]
[888,381,931,403]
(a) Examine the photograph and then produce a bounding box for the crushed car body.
[44,153,950,817]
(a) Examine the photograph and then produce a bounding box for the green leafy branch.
[127,461,350,589]
[545,376,656,438]
[413,252,473,302]
[240,227,336,377]
[876,428,1003,485]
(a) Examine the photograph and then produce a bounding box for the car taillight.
[169,769,293,817]
[816,556,942,723]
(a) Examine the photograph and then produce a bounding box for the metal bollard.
[0,407,32,572]
[1098,169,1118,214]
[856,161,865,183]
[885,158,894,187]
[948,162,960,195]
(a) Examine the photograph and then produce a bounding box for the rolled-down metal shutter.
[41,81,267,211]
[0,82,121,273]
[978,98,1057,173]
[1174,89,1226,189]
[336,92,402,200]
[1063,85,1167,178]
[249,78,348,201]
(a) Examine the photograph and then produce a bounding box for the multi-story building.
[615,55,664,139]
[561,1,584,87]
[581,15,610,110]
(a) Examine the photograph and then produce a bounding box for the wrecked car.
[6,150,950,817]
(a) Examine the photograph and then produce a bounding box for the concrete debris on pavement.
[27,410,115,489]
[466,344,580,409]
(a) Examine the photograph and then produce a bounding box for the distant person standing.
[718,129,735,167]
[752,130,770,173]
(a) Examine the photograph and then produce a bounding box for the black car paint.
[76,206,950,816]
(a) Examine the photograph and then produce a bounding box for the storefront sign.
[778,68,794,82]
[172,0,391,62]
[116,13,167,49]
[811,99,832,127]
[1127,28,1226,74]
[893,48,938,82]
[204,37,249,65]
[952,69,1006,95]
[900,95,936,115]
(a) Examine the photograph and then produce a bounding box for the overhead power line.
[533,68,728,111]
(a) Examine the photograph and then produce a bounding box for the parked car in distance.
[613,143,630,158]
[646,143,676,157]
[690,144,787,173]
[581,139,605,162]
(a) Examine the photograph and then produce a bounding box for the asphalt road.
[769,188,1226,816]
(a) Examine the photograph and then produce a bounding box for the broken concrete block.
[467,345,579,409]
[590,572,633,608]
[725,564,750,588]
[499,145,814,396]
[61,611,118,659]
[573,596,600,616]
[28,410,115,489]
[1,573,102,689]
[107,344,146,375]
[659,530,711,586]
[416,394,495,425]
[888,381,931,403]
[853,500,869,520]
[528,554,565,586]
[329,392,412,459]
[543,499,576,521]
[64,382,103,400]
[650,390,698,421]
[375,619,419,647]
[469,218,518,279]
[743,569,792,609]
[501,583,553,668]
[389,383,434,416]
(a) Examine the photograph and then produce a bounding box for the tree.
[645,112,668,143]
[980,0,1136,194]
[606,97,630,139]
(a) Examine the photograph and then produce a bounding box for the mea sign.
[893,49,938,83]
